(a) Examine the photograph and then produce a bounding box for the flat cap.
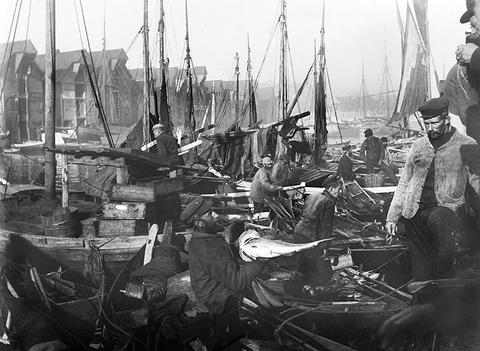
[364,128,373,137]
[180,196,213,225]
[418,97,449,119]
[460,0,475,23]
[152,123,166,131]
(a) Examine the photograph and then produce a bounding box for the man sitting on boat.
[152,122,182,165]
[292,175,342,285]
[188,207,266,351]
[360,128,383,174]
[336,144,356,182]
[250,156,283,212]
[385,97,480,281]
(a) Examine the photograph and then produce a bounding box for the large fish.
[238,229,334,262]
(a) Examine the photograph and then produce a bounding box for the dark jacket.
[156,132,180,164]
[271,162,289,186]
[337,153,356,181]
[188,231,264,314]
[360,136,383,165]
[294,190,336,241]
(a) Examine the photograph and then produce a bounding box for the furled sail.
[388,1,429,128]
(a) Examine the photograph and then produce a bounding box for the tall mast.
[234,52,240,122]
[143,0,150,144]
[361,61,367,119]
[184,0,194,131]
[279,0,288,121]
[211,81,215,133]
[45,0,56,200]
[158,0,165,86]
[382,45,392,118]
[313,1,328,166]
[101,0,107,123]
[247,33,256,125]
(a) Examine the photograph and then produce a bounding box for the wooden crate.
[97,219,148,237]
[364,173,385,187]
[103,202,147,220]
[110,185,156,203]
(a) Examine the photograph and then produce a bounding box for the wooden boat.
[0,226,187,284]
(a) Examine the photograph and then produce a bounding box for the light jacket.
[250,167,280,203]
[386,130,480,223]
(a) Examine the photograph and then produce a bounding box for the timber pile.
[80,184,155,237]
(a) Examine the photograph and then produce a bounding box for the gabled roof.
[204,80,224,91]
[129,66,208,86]
[35,49,128,72]
[0,40,37,62]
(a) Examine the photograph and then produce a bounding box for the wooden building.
[0,40,44,143]
[36,49,142,130]
[130,66,208,130]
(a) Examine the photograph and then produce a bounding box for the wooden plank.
[103,202,147,220]
[110,184,155,203]
[144,224,159,265]
[97,219,148,237]
[66,155,124,168]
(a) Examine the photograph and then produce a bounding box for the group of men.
[170,2,480,348]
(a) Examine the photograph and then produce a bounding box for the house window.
[112,90,120,123]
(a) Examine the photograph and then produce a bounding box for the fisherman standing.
[187,203,265,351]
[152,123,181,165]
[294,174,342,242]
[250,156,283,212]
[359,128,383,174]
[336,145,356,182]
[385,97,480,281]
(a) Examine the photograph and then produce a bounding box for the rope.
[456,63,471,100]
[325,57,343,142]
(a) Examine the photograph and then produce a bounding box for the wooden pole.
[44,0,56,201]
[159,0,165,87]
[61,154,68,208]
[25,69,30,140]
[143,0,150,145]
[234,52,240,122]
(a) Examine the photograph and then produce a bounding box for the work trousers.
[365,160,378,174]
[403,206,459,281]
[195,297,242,351]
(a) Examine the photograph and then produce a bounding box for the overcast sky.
[0,0,469,97]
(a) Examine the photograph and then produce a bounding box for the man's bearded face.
[423,116,448,140]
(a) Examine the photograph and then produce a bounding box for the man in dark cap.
[188,211,266,350]
[445,0,480,142]
[152,123,182,165]
[385,97,480,281]
[360,128,383,174]
[336,144,356,182]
